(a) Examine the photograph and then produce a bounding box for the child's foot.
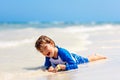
[95,54,107,59]
[88,53,107,62]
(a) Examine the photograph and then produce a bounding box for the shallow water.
[0,24,120,80]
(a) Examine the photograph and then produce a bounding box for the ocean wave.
[0,38,35,48]
[0,24,119,49]
[0,22,120,30]
[63,24,115,33]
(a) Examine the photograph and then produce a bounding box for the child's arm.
[59,48,78,70]
[44,57,51,69]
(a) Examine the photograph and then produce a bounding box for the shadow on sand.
[23,66,46,71]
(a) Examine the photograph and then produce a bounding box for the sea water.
[0,22,120,80]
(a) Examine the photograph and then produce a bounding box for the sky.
[0,0,120,23]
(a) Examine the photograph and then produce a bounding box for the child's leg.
[88,54,107,62]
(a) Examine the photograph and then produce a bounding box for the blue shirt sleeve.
[58,47,78,70]
[44,57,51,69]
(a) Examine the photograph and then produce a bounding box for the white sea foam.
[0,24,119,49]
[0,38,35,48]
[63,24,114,33]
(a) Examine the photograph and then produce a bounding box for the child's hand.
[48,66,55,72]
[54,64,66,72]
[48,64,66,73]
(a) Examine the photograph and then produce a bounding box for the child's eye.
[44,46,47,49]
[40,50,43,53]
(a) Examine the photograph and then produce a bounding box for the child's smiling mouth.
[47,52,50,56]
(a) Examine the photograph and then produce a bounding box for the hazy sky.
[0,0,120,22]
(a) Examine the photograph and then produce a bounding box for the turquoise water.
[0,22,120,30]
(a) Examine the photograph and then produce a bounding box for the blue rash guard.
[44,46,89,71]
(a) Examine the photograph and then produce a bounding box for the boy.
[35,35,106,73]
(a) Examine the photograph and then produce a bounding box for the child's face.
[39,43,55,58]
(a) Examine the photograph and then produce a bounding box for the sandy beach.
[0,24,120,80]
